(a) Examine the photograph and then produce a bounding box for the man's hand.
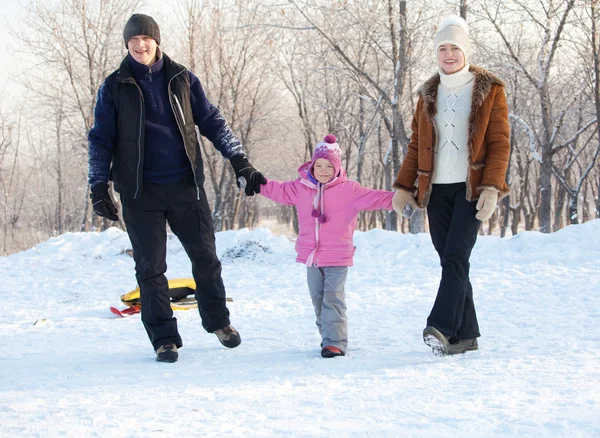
[475,188,499,222]
[90,182,119,221]
[392,189,417,216]
[230,154,267,196]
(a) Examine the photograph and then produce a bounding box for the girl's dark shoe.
[321,346,345,358]
[423,326,450,356]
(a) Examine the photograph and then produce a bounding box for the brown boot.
[448,338,478,355]
[423,326,450,356]
[214,325,241,348]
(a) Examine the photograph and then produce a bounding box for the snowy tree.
[476,0,578,233]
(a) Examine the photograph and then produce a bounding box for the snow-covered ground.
[1,221,599,437]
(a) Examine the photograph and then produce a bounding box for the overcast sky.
[0,0,167,94]
[0,0,21,91]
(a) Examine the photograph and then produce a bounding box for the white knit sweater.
[432,64,474,184]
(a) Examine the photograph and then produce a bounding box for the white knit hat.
[433,15,471,60]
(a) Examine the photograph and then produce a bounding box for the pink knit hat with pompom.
[311,134,342,178]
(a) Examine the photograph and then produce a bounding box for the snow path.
[1,223,599,436]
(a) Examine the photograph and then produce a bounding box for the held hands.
[230,154,267,196]
[392,189,418,217]
[90,182,119,221]
[475,188,499,222]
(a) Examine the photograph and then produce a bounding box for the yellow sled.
[120,278,231,311]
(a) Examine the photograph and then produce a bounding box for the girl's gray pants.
[307,266,349,353]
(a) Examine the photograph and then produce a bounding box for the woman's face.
[437,44,465,75]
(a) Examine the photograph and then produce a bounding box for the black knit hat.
[123,14,161,47]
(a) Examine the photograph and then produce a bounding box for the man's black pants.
[121,177,230,350]
[426,182,481,341]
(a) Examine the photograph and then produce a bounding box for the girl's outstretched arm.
[259,178,300,206]
[351,183,394,211]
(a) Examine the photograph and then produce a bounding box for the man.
[88,14,265,363]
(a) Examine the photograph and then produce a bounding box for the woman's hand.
[392,190,417,216]
[475,188,499,221]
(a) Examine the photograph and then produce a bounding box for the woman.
[392,15,510,356]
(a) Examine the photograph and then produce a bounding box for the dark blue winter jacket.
[88,51,243,198]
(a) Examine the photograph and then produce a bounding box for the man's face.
[127,35,158,66]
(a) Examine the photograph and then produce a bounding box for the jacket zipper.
[130,81,145,199]
[309,184,322,267]
[426,122,438,204]
[168,70,200,200]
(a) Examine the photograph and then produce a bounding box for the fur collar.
[418,65,505,121]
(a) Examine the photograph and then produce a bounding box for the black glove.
[90,182,119,221]
[230,154,267,196]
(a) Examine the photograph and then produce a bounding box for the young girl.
[259,135,394,357]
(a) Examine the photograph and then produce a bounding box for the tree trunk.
[511,207,520,236]
[501,196,510,237]
[501,115,517,237]
[525,212,535,231]
[384,160,396,231]
[56,118,64,235]
[356,97,365,183]
[582,182,591,222]
[459,0,468,19]
[568,193,578,225]
[553,183,566,231]
[597,175,600,218]
[593,1,600,220]
[292,208,299,235]
[538,145,553,233]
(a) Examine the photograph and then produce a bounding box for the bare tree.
[12,0,140,133]
[277,39,319,162]
[285,0,434,232]
[11,0,140,232]
[551,100,600,227]
[587,0,600,221]
[0,109,34,254]
[478,0,577,233]
[0,111,15,253]
[3,0,600,256]
[172,0,281,231]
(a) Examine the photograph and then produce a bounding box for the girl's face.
[437,44,465,75]
[313,158,335,184]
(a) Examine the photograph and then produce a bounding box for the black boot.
[156,344,178,363]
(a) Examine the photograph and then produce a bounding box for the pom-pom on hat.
[123,14,161,48]
[311,134,342,179]
[433,14,471,60]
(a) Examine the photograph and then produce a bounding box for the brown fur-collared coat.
[393,65,510,208]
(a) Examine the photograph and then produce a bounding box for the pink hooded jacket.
[260,162,393,267]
